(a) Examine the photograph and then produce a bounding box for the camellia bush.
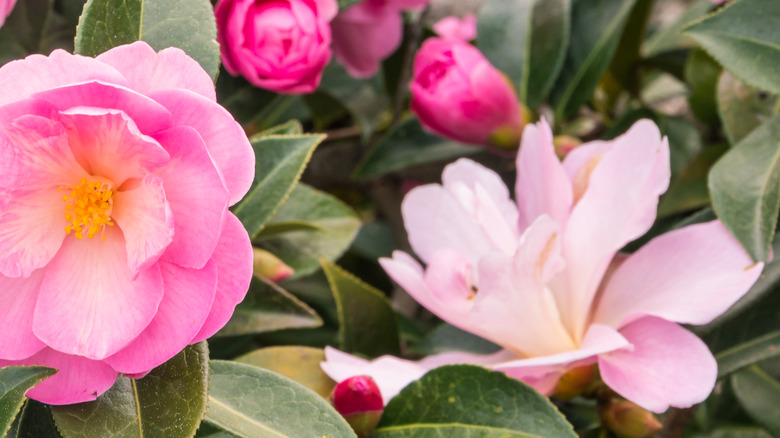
[1,0,780,437]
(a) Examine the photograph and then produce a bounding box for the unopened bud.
[602,400,662,438]
[331,375,384,438]
[553,135,582,159]
[252,248,294,282]
[552,364,595,401]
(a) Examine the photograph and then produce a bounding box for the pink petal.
[191,212,253,342]
[433,14,478,41]
[104,260,217,374]
[515,119,573,233]
[96,42,217,101]
[0,348,118,405]
[318,0,338,21]
[150,90,254,206]
[0,270,46,360]
[599,316,717,413]
[112,174,174,274]
[156,126,229,269]
[33,226,164,360]
[595,220,763,328]
[331,0,402,78]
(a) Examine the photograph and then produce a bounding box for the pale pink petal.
[112,174,174,274]
[0,271,45,359]
[424,249,477,322]
[595,221,763,328]
[417,349,516,369]
[331,0,402,78]
[0,348,118,405]
[96,42,217,101]
[433,14,477,41]
[599,316,717,413]
[150,90,254,206]
[156,126,229,269]
[33,226,164,360]
[515,119,574,233]
[104,260,217,374]
[191,212,253,342]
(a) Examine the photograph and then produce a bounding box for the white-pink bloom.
[322,120,763,412]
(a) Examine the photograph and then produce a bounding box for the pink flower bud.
[331,375,384,438]
[252,248,294,283]
[433,14,477,41]
[410,38,524,148]
[603,400,663,438]
[551,364,595,401]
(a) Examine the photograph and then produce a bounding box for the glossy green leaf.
[412,324,500,356]
[643,0,711,54]
[708,113,780,262]
[607,0,653,95]
[717,71,778,145]
[255,220,325,238]
[52,343,209,438]
[204,360,356,438]
[318,62,388,139]
[75,0,220,79]
[321,259,400,357]
[731,366,780,436]
[217,277,322,337]
[14,400,61,438]
[0,366,56,438]
[257,183,362,278]
[550,0,637,118]
[376,365,576,437]
[254,120,304,137]
[684,0,780,95]
[353,117,479,179]
[232,134,324,240]
[685,49,722,124]
[717,331,780,378]
[0,0,53,54]
[235,346,335,398]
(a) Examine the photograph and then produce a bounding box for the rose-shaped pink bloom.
[331,0,432,78]
[410,37,522,147]
[0,0,17,28]
[216,0,338,94]
[0,42,255,405]
[322,119,763,412]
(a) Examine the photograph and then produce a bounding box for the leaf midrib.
[206,396,287,438]
[375,422,544,437]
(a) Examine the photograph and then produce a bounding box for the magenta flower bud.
[252,248,294,283]
[331,375,384,437]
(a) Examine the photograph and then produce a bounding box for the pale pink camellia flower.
[0,0,17,28]
[322,119,764,412]
[215,0,338,94]
[409,35,523,149]
[0,42,255,405]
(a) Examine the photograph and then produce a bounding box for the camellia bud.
[551,364,595,401]
[331,375,384,438]
[553,135,583,159]
[602,400,662,438]
[252,248,294,282]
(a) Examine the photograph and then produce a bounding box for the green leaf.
[257,183,362,278]
[708,113,780,262]
[643,0,712,55]
[217,277,322,337]
[204,360,356,438]
[14,400,62,438]
[717,331,780,378]
[353,117,479,179]
[658,144,726,218]
[685,49,722,124]
[550,0,637,118]
[412,324,501,356]
[232,134,324,240]
[607,0,653,95]
[254,120,304,137]
[703,427,774,438]
[256,220,326,238]
[717,71,779,145]
[321,259,401,357]
[318,62,388,139]
[683,0,780,95]
[0,366,56,438]
[376,365,576,437]
[74,0,220,80]
[337,0,364,10]
[52,343,209,438]
[1,0,53,53]
[731,366,780,436]
[235,346,335,398]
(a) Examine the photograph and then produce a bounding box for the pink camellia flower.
[0,0,17,28]
[410,35,523,148]
[322,119,763,413]
[215,0,338,94]
[432,14,477,41]
[0,42,255,405]
[331,0,432,78]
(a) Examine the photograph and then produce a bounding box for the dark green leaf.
[0,366,56,438]
[353,117,479,179]
[702,427,773,438]
[708,113,780,262]
[731,366,780,436]
[75,0,220,79]
[52,343,209,438]
[717,71,779,145]
[717,331,780,378]
[1,0,53,53]
[550,0,637,118]
[235,346,335,398]
[14,400,61,438]
[683,0,780,95]
[685,49,722,124]
[204,360,356,438]
[377,365,576,437]
[658,144,726,218]
[257,183,362,278]
[639,49,689,81]
[412,324,500,356]
[255,120,304,137]
[232,134,324,240]
[607,0,653,95]
[256,220,326,238]
[217,277,322,337]
[321,259,401,357]
[318,62,388,139]
[643,0,711,54]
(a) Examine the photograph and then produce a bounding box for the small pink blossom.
[0,42,255,405]
[432,14,477,41]
[215,0,338,94]
[322,120,763,412]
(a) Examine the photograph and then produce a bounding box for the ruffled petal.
[0,270,46,359]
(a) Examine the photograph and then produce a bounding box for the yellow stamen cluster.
[59,178,115,240]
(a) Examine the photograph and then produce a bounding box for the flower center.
[59,177,115,240]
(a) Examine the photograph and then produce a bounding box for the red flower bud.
[252,248,294,283]
[331,375,384,438]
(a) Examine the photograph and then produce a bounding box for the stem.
[391,6,430,125]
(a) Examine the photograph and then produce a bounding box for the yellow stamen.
[59,177,115,240]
